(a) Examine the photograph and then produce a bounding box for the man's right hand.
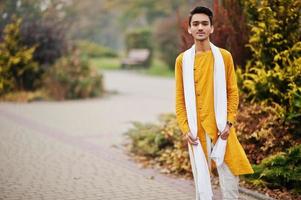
[185,132,199,145]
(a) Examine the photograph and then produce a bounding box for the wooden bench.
[121,49,150,68]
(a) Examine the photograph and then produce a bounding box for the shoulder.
[175,52,184,64]
[219,48,232,59]
[175,52,185,70]
[219,48,234,67]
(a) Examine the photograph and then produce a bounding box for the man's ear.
[210,26,214,34]
[188,27,192,34]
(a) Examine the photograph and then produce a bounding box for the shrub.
[42,48,104,100]
[235,98,297,164]
[0,17,37,94]
[244,0,301,71]
[125,113,191,175]
[21,19,67,66]
[244,144,301,194]
[20,19,68,89]
[242,0,301,134]
[75,40,118,58]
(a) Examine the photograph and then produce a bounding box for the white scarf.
[182,42,228,200]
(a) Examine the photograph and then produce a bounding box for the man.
[175,6,254,200]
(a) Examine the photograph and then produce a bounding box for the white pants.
[206,133,239,200]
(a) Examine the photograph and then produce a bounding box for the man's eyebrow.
[192,20,209,23]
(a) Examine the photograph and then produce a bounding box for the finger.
[187,134,198,141]
[187,137,198,145]
[221,134,228,140]
[188,137,198,145]
[220,133,229,140]
[190,136,199,142]
[221,129,229,135]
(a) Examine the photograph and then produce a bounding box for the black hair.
[188,6,213,26]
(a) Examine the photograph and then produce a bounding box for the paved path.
[0,70,256,200]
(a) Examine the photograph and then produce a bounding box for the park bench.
[121,48,150,69]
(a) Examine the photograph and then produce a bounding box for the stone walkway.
[0,70,257,200]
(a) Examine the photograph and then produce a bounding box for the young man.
[175,6,254,200]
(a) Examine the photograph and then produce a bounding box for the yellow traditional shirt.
[175,48,238,137]
[174,48,254,175]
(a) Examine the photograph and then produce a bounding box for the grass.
[89,57,121,70]
[89,56,174,78]
[140,58,174,77]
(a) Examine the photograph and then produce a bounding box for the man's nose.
[198,24,204,30]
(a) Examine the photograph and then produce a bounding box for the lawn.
[139,58,174,78]
[90,57,121,70]
[90,56,174,78]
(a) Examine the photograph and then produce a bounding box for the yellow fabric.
[175,48,254,175]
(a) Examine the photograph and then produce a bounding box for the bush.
[20,19,68,89]
[242,0,301,133]
[244,0,301,71]
[21,19,67,66]
[125,113,191,175]
[42,48,104,100]
[76,40,118,58]
[0,17,37,94]
[235,98,297,164]
[126,110,301,198]
[244,144,301,194]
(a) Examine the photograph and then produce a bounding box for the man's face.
[188,13,214,41]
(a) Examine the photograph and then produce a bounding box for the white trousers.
[206,133,239,200]
[189,133,239,200]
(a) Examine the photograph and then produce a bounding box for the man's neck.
[194,39,211,53]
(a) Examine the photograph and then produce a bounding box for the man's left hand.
[219,124,231,140]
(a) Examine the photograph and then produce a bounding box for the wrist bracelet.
[227,121,233,127]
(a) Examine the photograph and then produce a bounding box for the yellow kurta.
[175,48,254,175]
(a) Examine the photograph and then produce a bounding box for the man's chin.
[195,37,208,41]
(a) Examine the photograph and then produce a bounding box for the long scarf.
[182,42,228,200]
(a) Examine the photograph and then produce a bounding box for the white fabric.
[217,162,239,200]
[206,133,239,200]
[187,136,212,200]
[182,42,228,200]
[211,137,227,167]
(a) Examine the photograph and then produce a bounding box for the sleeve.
[175,55,190,135]
[225,52,239,125]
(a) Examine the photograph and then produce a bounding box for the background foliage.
[43,48,103,100]
[126,114,191,176]
[0,17,37,94]
[242,0,301,136]
[0,1,106,100]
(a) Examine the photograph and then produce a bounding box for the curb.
[239,187,276,200]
